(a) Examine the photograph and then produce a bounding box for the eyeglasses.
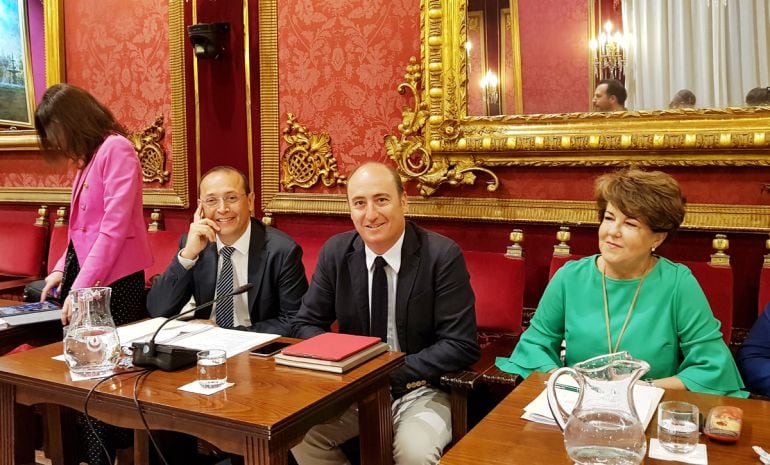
[200,193,247,208]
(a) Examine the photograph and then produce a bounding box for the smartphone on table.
[249,341,293,357]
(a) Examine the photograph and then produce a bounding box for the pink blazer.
[54,135,153,289]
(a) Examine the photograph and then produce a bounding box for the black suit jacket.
[147,219,308,335]
[292,221,480,393]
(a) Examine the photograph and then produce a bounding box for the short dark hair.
[746,87,770,106]
[599,79,627,106]
[595,168,686,245]
[200,166,251,194]
[34,83,126,164]
[347,162,405,196]
[669,89,696,109]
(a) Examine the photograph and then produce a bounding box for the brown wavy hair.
[595,168,686,245]
[34,83,126,165]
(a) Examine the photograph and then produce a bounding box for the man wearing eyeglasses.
[147,166,308,335]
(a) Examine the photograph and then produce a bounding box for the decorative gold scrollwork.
[384,57,499,196]
[281,113,346,190]
[128,115,169,184]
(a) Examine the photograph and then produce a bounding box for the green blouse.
[496,255,747,398]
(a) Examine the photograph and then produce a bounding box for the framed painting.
[0,0,35,128]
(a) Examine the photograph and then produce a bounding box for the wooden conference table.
[0,338,404,465]
[441,372,770,465]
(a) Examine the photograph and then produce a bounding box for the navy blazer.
[737,304,770,397]
[292,221,480,393]
[147,219,308,336]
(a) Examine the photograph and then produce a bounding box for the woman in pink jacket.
[35,83,153,465]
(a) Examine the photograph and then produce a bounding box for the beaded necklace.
[601,258,653,353]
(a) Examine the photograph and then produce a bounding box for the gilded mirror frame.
[0,1,189,208]
[418,0,770,177]
[260,0,770,231]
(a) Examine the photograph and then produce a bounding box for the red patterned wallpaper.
[518,0,590,114]
[277,0,420,191]
[0,0,171,189]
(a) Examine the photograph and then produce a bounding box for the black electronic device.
[132,283,253,371]
[249,341,293,357]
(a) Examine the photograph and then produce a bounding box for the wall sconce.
[187,22,230,59]
[479,69,500,115]
[589,20,627,81]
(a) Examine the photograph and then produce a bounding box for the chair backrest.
[464,251,524,335]
[145,230,182,287]
[0,222,48,278]
[295,236,326,283]
[680,260,733,344]
[549,254,582,280]
[46,224,69,274]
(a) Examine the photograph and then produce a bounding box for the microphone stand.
[132,283,253,371]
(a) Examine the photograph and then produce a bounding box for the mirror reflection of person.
[495,168,747,398]
[291,162,480,465]
[35,83,154,465]
[669,89,696,109]
[746,86,770,106]
[592,79,627,111]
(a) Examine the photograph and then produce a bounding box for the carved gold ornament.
[281,113,346,190]
[385,57,498,196]
[128,115,169,184]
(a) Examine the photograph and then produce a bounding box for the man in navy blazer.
[147,166,307,335]
[292,162,479,465]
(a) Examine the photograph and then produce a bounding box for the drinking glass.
[197,349,227,389]
[657,401,699,454]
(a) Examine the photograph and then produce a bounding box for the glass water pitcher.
[546,351,650,465]
[63,287,120,378]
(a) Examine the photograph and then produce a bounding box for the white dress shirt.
[364,231,405,351]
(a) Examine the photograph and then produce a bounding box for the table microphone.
[132,283,253,371]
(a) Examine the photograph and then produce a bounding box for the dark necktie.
[371,256,388,342]
[215,246,236,328]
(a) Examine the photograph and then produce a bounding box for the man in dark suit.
[291,162,479,465]
[147,166,307,335]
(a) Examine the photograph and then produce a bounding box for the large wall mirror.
[399,0,770,198]
[0,0,64,150]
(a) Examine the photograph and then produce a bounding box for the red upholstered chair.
[442,229,526,442]
[0,209,49,299]
[679,234,733,345]
[46,206,70,274]
[144,210,184,287]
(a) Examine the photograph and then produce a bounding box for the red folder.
[281,333,381,361]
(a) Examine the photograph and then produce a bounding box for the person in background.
[669,89,696,109]
[496,168,747,398]
[746,86,770,106]
[592,79,627,112]
[291,162,480,465]
[35,83,154,465]
[737,304,770,397]
[147,166,307,335]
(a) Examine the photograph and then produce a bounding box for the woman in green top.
[497,168,746,397]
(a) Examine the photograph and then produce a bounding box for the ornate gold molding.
[385,57,498,196]
[128,115,169,184]
[281,113,345,190]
